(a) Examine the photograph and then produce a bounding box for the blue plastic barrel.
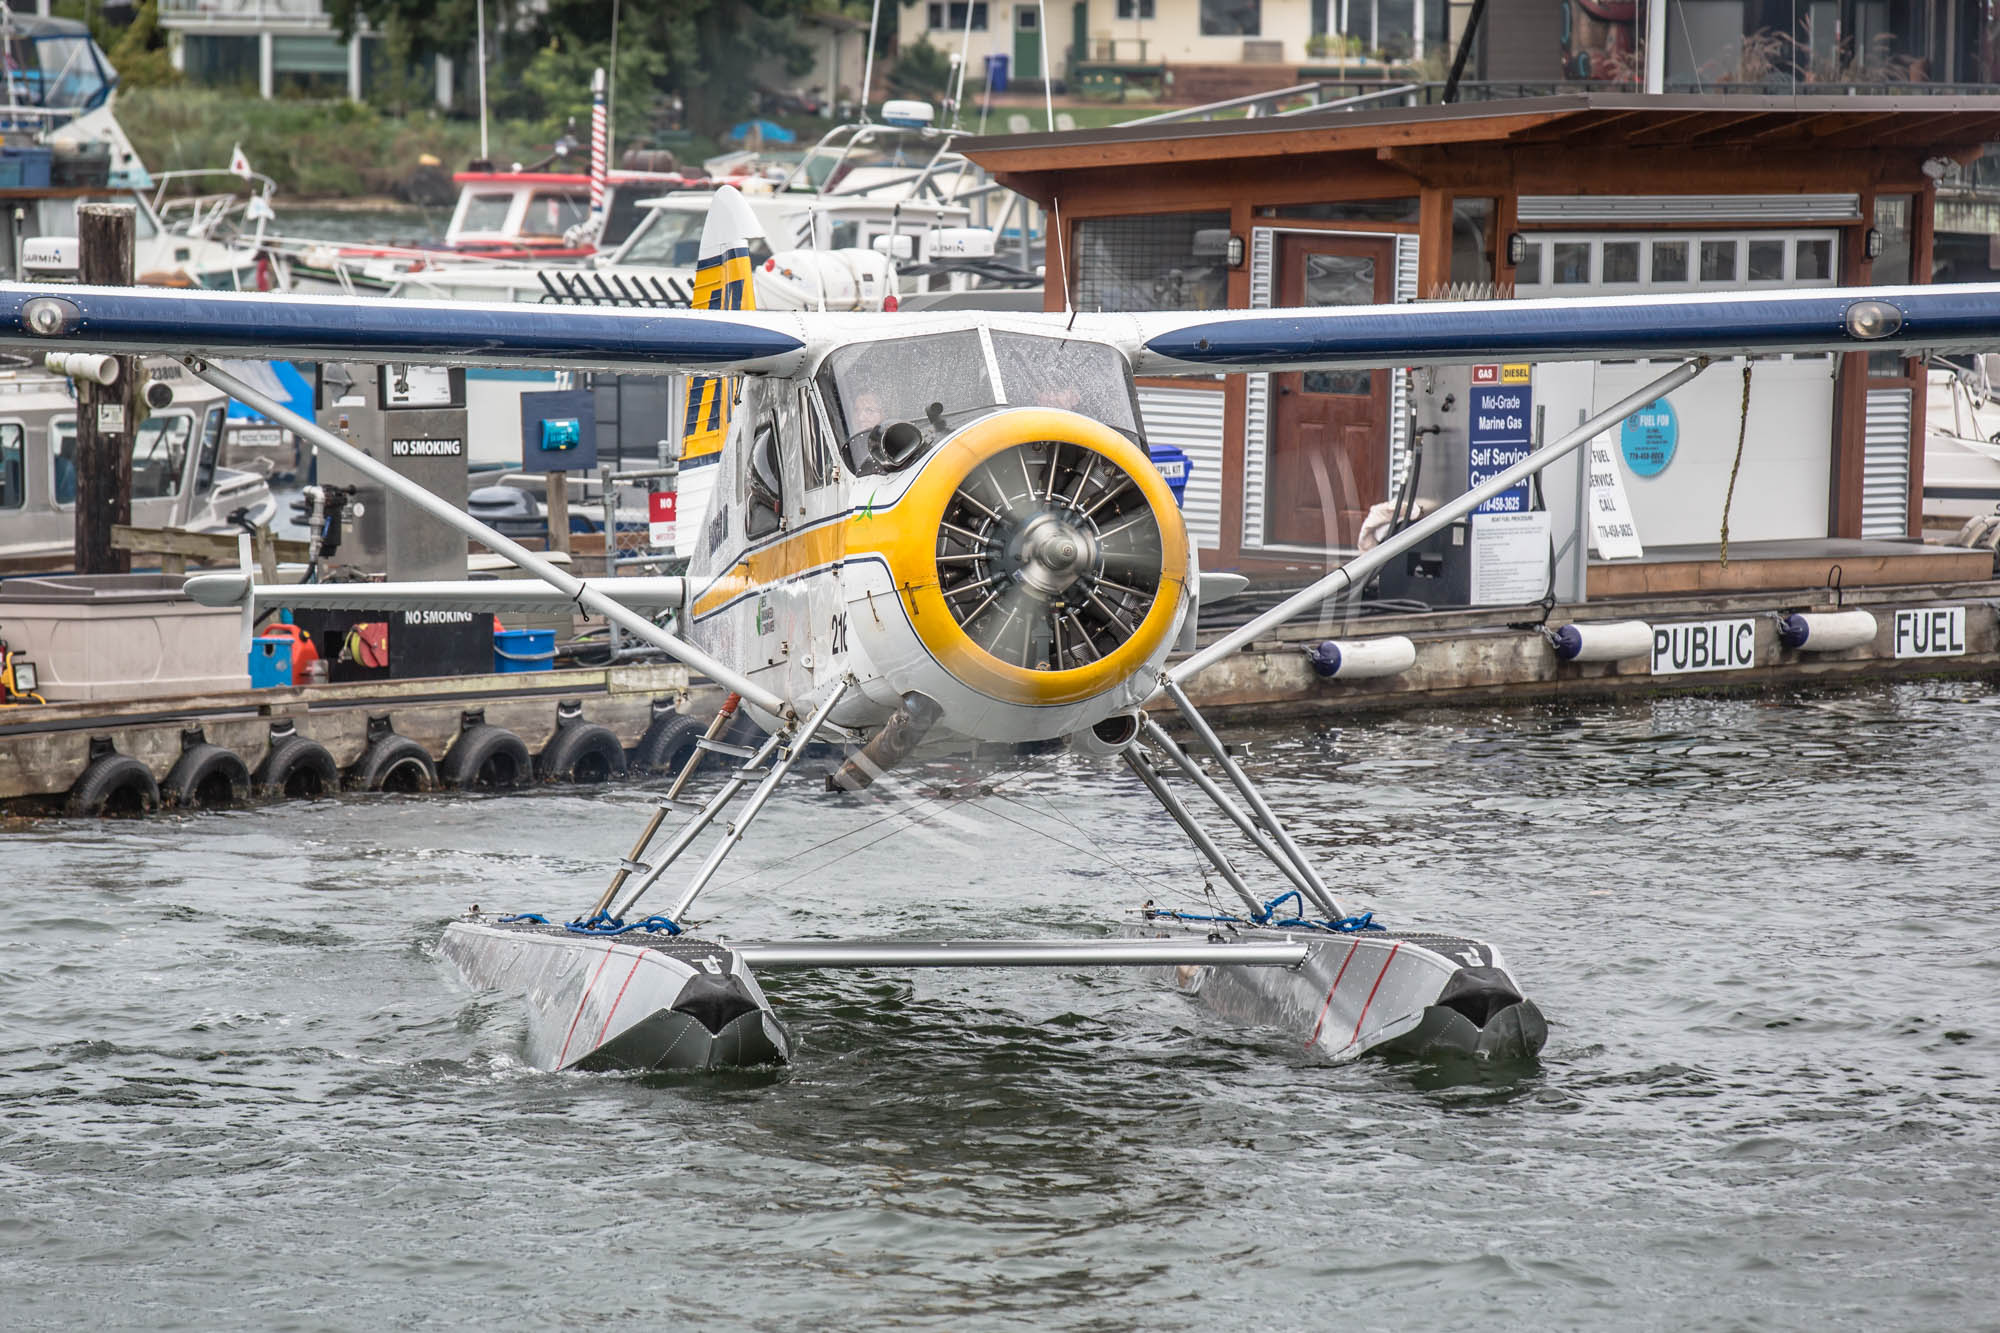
[985,53,1009,93]
[1148,444,1191,508]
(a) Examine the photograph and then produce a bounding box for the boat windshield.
[7,31,113,112]
[457,192,514,235]
[53,411,191,504]
[520,190,590,239]
[616,207,707,268]
[787,126,939,195]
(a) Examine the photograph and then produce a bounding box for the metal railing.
[157,0,335,27]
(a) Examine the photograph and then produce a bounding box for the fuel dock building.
[964,95,2000,596]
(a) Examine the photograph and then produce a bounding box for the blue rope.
[1142,895,1386,935]
[563,910,683,937]
[498,912,549,924]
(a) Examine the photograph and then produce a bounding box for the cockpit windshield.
[8,30,114,112]
[989,333,1139,435]
[818,329,1139,476]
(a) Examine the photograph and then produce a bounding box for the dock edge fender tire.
[537,722,628,785]
[440,725,533,790]
[254,736,339,800]
[346,734,437,794]
[630,714,704,776]
[66,754,160,818]
[162,743,251,811]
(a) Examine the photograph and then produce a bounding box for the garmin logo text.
[389,437,463,458]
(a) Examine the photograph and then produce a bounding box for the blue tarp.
[223,359,313,421]
[727,119,796,145]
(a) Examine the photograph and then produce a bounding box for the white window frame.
[1515,228,1841,296]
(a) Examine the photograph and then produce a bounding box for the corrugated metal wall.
[1138,385,1226,550]
[1862,387,1914,538]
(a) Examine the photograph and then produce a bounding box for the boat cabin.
[443,168,710,259]
[966,95,2000,594]
[0,358,278,573]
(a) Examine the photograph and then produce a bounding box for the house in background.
[156,0,454,103]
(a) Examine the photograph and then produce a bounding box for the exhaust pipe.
[829,691,942,792]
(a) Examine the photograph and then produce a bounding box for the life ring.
[162,743,251,810]
[346,733,437,794]
[440,724,532,789]
[630,714,704,776]
[66,753,160,818]
[536,721,628,785]
[255,734,340,799]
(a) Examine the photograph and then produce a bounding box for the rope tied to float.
[564,909,684,937]
[1140,892,1385,935]
[499,912,549,924]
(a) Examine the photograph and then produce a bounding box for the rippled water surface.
[5,682,1998,1330]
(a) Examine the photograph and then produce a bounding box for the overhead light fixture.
[1507,232,1526,266]
[1226,234,1245,268]
[1865,227,1884,260]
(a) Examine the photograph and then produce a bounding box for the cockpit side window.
[745,411,785,539]
[799,384,836,489]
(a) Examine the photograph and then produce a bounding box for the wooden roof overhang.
[965,95,2000,206]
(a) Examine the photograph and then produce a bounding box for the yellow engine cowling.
[843,407,1192,743]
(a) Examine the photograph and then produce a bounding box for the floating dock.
[2,571,1995,814]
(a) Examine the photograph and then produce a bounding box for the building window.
[1117,0,1156,17]
[1699,239,1739,282]
[1600,240,1640,284]
[1550,241,1591,284]
[1450,197,1494,286]
[1651,240,1688,282]
[1200,0,1260,36]
[1075,211,1231,312]
[926,2,988,30]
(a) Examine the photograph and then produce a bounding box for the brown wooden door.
[1267,234,1394,548]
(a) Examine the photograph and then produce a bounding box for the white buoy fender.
[1551,620,1655,662]
[1307,635,1417,679]
[1778,609,1877,653]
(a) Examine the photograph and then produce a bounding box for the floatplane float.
[3,188,1990,1073]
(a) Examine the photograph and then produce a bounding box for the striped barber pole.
[589,66,608,218]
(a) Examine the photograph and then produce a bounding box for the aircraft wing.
[0,283,811,375]
[1110,283,2000,375]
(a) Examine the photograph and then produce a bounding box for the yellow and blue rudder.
[682,186,764,464]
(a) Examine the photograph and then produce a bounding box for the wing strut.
[183,356,792,720]
[1163,356,1712,689]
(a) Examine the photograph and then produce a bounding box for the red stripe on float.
[557,947,618,1068]
[593,951,648,1048]
[1305,940,1362,1049]
[1346,942,1404,1050]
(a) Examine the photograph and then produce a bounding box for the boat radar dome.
[880,99,935,129]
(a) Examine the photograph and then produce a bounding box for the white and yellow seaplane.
[3,187,1990,1072]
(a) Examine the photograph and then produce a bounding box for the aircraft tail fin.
[683,186,764,461]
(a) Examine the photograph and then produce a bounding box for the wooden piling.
[73,205,140,576]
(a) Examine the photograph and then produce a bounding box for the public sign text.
[1652,618,1757,674]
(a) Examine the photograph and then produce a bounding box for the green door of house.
[1014,5,1041,81]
